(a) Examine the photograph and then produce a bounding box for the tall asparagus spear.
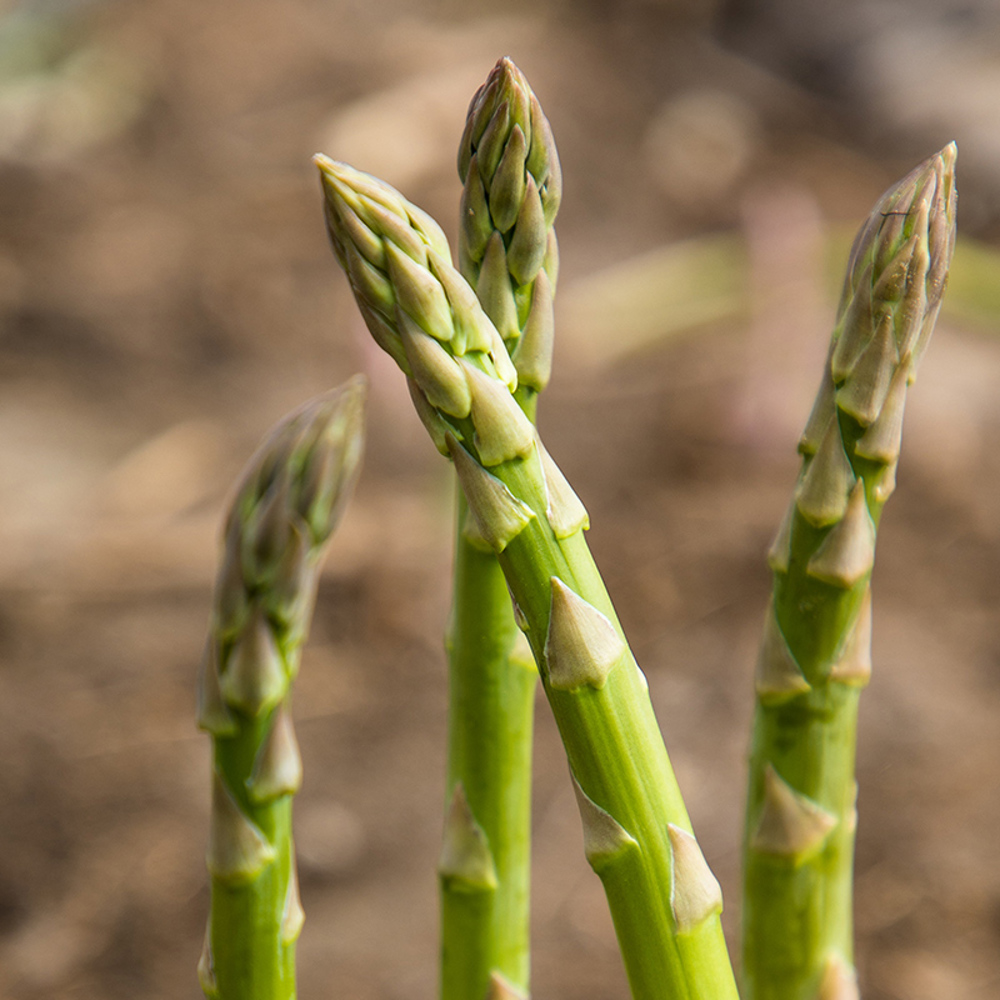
[197,380,366,1000]
[316,157,740,1000]
[742,145,957,1000]
[440,58,560,1000]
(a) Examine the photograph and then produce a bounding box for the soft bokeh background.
[1,1,999,997]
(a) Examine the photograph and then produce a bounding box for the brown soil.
[0,2,998,998]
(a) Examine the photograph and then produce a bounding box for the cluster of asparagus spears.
[197,57,956,1000]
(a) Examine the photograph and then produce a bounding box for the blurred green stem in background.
[197,382,365,1000]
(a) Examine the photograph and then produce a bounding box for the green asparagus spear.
[441,58,560,1000]
[317,156,739,1000]
[197,380,366,1000]
[742,145,957,1000]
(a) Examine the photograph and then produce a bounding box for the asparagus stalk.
[440,58,560,1000]
[316,157,739,1000]
[742,145,957,1000]
[197,380,366,1000]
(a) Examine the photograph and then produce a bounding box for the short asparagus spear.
[197,380,366,1000]
[317,157,739,1000]
[441,58,560,1000]
[742,145,957,1000]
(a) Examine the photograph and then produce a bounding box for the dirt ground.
[1,1,999,998]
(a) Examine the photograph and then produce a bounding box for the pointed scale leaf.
[281,860,306,944]
[511,269,554,392]
[197,925,218,998]
[398,315,472,419]
[545,577,625,691]
[488,124,528,234]
[385,241,454,344]
[248,702,303,802]
[854,361,908,464]
[836,311,898,426]
[207,773,276,883]
[460,360,535,466]
[537,437,589,538]
[766,497,795,574]
[487,971,528,1000]
[219,606,287,717]
[197,640,238,737]
[807,481,876,588]
[799,364,837,456]
[817,954,860,1000]
[755,601,811,704]
[447,435,535,552]
[429,248,495,357]
[506,175,548,287]
[458,153,492,276]
[571,775,639,872]
[667,824,724,934]
[439,783,498,892]
[829,588,873,686]
[830,277,874,385]
[795,418,855,527]
[460,502,495,552]
[750,765,837,860]
[477,232,520,344]
[407,377,453,456]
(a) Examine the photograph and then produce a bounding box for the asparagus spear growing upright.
[197,380,366,1000]
[742,145,957,1000]
[317,157,740,1000]
[441,59,561,1000]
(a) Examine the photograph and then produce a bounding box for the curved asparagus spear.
[316,157,739,1000]
[742,145,957,1000]
[441,59,560,1000]
[197,380,366,1000]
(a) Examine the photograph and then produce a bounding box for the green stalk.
[197,381,366,1000]
[741,146,957,1000]
[440,58,560,1000]
[317,158,739,1000]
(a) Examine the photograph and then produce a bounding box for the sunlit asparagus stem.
[317,157,739,1000]
[197,381,366,1000]
[441,58,560,1000]
[742,146,957,1000]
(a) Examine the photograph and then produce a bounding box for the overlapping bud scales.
[199,380,366,730]
[802,143,956,462]
[316,157,520,413]
[458,58,561,390]
[794,146,955,568]
[317,158,554,483]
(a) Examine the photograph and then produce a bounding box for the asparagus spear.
[742,145,957,1000]
[441,58,560,1000]
[316,157,739,1000]
[197,380,366,1000]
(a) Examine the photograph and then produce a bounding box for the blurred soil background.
[1,0,999,997]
